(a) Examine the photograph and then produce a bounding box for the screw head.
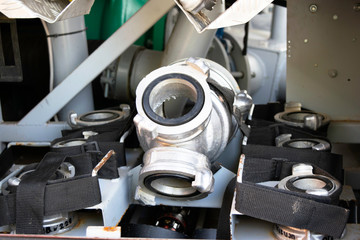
[328,69,338,78]
[309,4,318,13]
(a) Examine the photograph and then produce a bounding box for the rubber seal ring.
[282,138,319,149]
[142,73,205,126]
[144,173,200,198]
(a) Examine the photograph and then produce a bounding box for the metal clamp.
[274,110,330,131]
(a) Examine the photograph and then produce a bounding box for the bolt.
[333,14,338,20]
[328,69,338,78]
[304,38,309,43]
[309,4,318,13]
[354,3,360,11]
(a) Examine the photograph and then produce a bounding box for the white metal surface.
[47,16,94,121]
[88,167,132,227]
[286,0,360,142]
[175,0,273,33]
[0,0,94,23]
[0,122,69,142]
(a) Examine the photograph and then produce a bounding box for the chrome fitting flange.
[275,134,331,151]
[274,164,341,240]
[69,104,130,127]
[278,164,340,196]
[274,110,330,131]
[138,147,213,199]
[134,58,252,199]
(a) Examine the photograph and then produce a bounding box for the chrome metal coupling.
[274,102,330,131]
[69,104,130,127]
[274,163,341,240]
[134,57,252,199]
[275,134,331,151]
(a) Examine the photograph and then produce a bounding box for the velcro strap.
[235,182,349,238]
[16,152,65,234]
[242,145,343,182]
[0,176,101,227]
[247,123,329,145]
[216,177,236,239]
[51,141,126,170]
[44,176,101,216]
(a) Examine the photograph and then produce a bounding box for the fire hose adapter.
[134,57,252,200]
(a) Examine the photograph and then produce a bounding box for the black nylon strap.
[0,194,15,226]
[51,142,125,179]
[216,177,236,239]
[0,176,101,227]
[250,102,284,121]
[0,147,14,179]
[242,145,343,182]
[247,123,330,146]
[16,152,65,234]
[235,182,349,238]
[44,176,101,216]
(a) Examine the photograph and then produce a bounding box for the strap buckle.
[81,141,101,153]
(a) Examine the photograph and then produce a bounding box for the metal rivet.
[288,40,291,44]
[304,39,309,43]
[333,14,338,20]
[328,69,338,78]
[352,37,357,42]
[288,55,291,58]
[354,3,360,11]
[309,4,318,13]
[314,64,318,68]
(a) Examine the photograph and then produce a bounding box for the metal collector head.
[134,58,250,200]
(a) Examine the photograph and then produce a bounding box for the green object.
[84,0,106,40]
[85,0,166,51]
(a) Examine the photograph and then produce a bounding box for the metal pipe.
[19,0,175,124]
[46,16,94,121]
[270,4,287,42]
[161,1,224,65]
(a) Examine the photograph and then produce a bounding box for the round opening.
[80,111,120,122]
[286,140,317,149]
[293,178,326,190]
[142,74,204,126]
[144,174,198,197]
[286,175,333,194]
